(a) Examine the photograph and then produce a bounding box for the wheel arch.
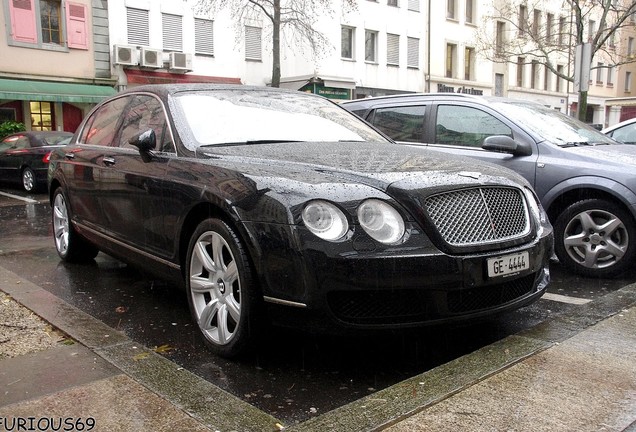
[543,178,636,225]
[177,202,262,283]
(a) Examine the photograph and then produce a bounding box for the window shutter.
[195,18,214,55]
[10,0,37,43]
[245,26,262,60]
[127,7,150,46]
[407,37,419,68]
[162,13,183,51]
[387,33,399,65]
[408,0,420,12]
[66,2,88,49]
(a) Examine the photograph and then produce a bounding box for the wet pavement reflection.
[1,197,635,424]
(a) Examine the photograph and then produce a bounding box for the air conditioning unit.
[169,52,193,71]
[140,47,163,68]
[113,45,138,66]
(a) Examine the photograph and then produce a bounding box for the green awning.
[0,78,116,104]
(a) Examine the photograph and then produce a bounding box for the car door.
[425,103,539,187]
[97,94,174,258]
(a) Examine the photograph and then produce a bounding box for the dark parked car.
[343,94,636,278]
[602,117,636,144]
[48,84,553,357]
[0,131,72,192]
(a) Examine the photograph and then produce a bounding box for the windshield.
[171,89,389,150]
[493,100,615,147]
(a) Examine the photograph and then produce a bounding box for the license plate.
[487,251,530,278]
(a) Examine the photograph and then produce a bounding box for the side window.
[117,95,173,152]
[435,105,512,147]
[611,124,636,144]
[81,97,130,146]
[371,105,426,143]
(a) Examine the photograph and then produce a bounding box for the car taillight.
[43,152,52,163]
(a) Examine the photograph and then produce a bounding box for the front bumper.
[247,222,553,332]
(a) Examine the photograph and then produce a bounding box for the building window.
[195,18,214,56]
[531,60,539,89]
[544,67,550,91]
[245,25,262,60]
[8,0,87,49]
[341,26,355,59]
[496,21,505,56]
[516,57,525,87]
[596,63,604,84]
[40,0,61,44]
[407,37,419,68]
[625,71,632,92]
[519,5,528,35]
[532,9,541,38]
[365,30,378,62]
[556,65,564,92]
[546,13,554,42]
[30,101,53,131]
[446,43,457,78]
[495,73,504,96]
[408,0,420,12]
[387,33,399,66]
[558,16,567,46]
[464,47,474,80]
[629,37,635,56]
[607,66,614,86]
[162,13,183,51]
[388,0,398,6]
[447,0,456,20]
[465,0,474,24]
[127,7,149,46]
[588,19,596,42]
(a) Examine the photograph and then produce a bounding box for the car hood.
[566,143,636,166]
[196,141,527,192]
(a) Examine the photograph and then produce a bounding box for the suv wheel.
[554,199,635,278]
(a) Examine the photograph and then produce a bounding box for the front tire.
[52,188,98,262]
[554,199,635,278]
[186,218,260,358]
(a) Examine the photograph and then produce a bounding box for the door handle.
[102,156,116,166]
[64,153,75,159]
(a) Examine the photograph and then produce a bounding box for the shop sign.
[437,83,483,95]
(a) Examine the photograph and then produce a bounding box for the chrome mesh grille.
[425,187,529,246]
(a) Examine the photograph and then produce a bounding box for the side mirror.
[129,129,157,153]
[482,135,531,157]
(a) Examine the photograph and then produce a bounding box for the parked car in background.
[48,84,553,358]
[0,131,73,192]
[342,93,636,278]
[602,117,636,144]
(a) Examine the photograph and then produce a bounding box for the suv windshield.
[172,89,389,150]
[493,100,615,147]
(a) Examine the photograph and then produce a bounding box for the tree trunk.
[271,0,281,87]
[578,90,588,122]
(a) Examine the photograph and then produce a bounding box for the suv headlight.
[302,200,349,241]
[357,199,405,244]
[524,187,547,224]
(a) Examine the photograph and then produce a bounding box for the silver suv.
[343,94,636,278]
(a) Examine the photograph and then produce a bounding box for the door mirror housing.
[129,129,157,153]
[482,135,531,157]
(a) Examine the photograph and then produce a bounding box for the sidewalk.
[1,263,636,431]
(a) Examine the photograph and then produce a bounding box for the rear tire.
[185,218,260,358]
[554,199,635,278]
[22,167,37,192]
[52,188,98,262]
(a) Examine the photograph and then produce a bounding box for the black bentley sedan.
[48,84,553,358]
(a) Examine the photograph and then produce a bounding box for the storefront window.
[30,102,53,131]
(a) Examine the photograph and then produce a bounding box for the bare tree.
[196,0,357,87]
[475,0,636,121]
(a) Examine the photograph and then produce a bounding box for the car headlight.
[524,187,547,224]
[357,199,405,244]
[302,201,349,241]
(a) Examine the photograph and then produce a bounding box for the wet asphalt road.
[1,187,636,425]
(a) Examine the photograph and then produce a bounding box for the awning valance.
[0,78,116,103]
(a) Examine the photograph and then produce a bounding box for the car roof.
[340,93,533,108]
[118,83,316,98]
[602,117,636,134]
